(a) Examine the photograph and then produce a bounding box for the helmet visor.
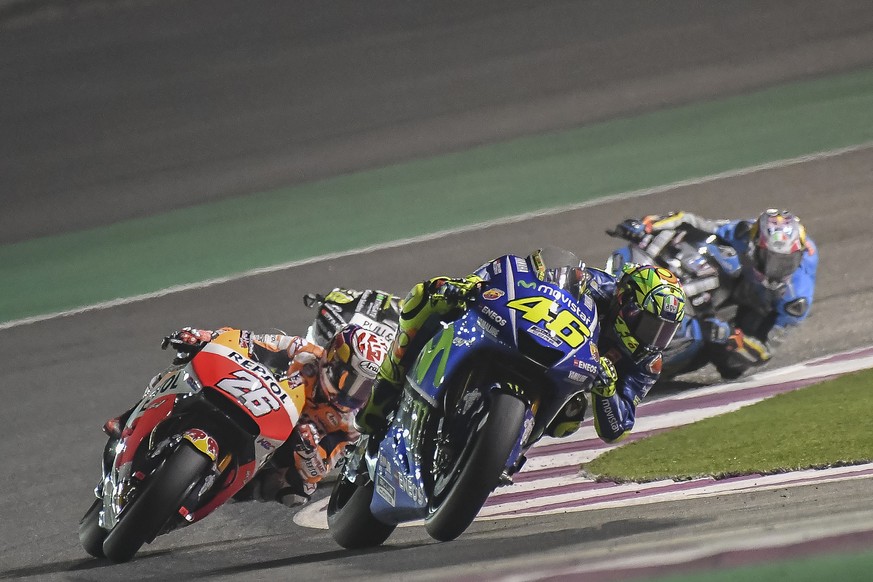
[757,248,802,282]
[620,302,681,351]
[323,355,375,411]
[634,310,681,351]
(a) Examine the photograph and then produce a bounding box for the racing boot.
[249,467,311,508]
[545,392,589,438]
[103,372,165,438]
[103,417,124,439]
[354,377,401,440]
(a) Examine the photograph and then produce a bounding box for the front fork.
[98,428,221,530]
[435,382,534,485]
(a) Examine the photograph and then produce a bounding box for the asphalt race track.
[2,1,873,580]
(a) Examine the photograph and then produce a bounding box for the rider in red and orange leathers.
[154,323,390,506]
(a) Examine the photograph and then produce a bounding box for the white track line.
[4,140,872,331]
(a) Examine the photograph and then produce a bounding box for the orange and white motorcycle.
[79,328,305,563]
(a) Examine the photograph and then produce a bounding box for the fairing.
[366,254,601,523]
[100,328,305,530]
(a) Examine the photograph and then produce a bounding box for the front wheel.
[79,498,107,558]
[102,442,211,563]
[424,391,525,542]
[327,472,396,549]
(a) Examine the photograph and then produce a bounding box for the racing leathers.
[304,287,401,347]
[355,256,663,445]
[354,274,484,437]
[640,211,818,377]
[584,267,662,443]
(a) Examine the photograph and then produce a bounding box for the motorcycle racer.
[612,208,817,379]
[355,246,686,444]
[154,323,390,507]
[303,287,401,347]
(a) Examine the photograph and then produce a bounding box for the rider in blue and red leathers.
[615,208,817,379]
[355,246,687,444]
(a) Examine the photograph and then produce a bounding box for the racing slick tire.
[102,442,211,563]
[424,391,525,542]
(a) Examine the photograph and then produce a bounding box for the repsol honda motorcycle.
[79,329,305,562]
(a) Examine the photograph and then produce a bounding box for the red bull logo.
[183,429,219,461]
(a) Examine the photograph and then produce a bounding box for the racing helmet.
[320,324,389,411]
[746,208,807,283]
[528,246,589,300]
[613,264,686,358]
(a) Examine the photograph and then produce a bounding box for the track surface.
[2,1,873,580]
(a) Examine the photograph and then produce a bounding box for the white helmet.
[320,324,389,410]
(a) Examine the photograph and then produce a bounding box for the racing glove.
[591,356,618,398]
[727,330,772,366]
[161,327,214,364]
[428,275,484,305]
[292,423,321,459]
[609,218,649,242]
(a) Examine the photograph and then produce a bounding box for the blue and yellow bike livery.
[327,254,602,547]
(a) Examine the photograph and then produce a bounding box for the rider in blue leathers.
[615,208,817,379]
[582,264,685,441]
[355,247,687,444]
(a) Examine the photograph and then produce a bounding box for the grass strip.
[637,547,873,582]
[583,368,873,482]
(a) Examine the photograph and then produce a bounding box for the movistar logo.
[415,324,455,387]
[517,280,536,289]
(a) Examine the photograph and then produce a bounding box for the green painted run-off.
[3,68,873,323]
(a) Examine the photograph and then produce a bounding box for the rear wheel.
[102,442,211,563]
[424,391,525,541]
[327,471,396,549]
[79,498,107,558]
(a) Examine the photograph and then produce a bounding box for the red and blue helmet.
[747,208,807,283]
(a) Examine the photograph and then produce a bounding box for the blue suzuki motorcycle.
[605,221,743,379]
[327,254,602,547]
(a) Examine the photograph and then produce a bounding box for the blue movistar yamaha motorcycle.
[327,254,602,547]
[605,222,743,379]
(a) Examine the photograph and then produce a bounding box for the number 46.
[506,296,591,348]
